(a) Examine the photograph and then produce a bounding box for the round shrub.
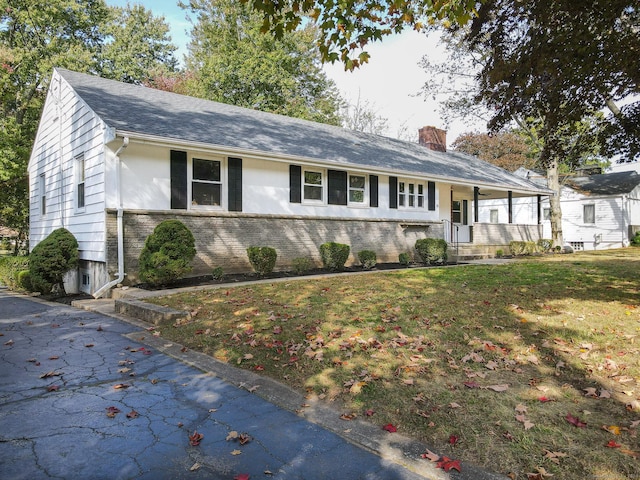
[415,238,447,265]
[292,257,313,275]
[358,250,377,270]
[211,266,224,281]
[398,252,411,266]
[319,242,350,271]
[29,228,79,294]
[17,270,32,291]
[631,231,640,246]
[247,246,277,276]
[0,256,29,289]
[138,220,196,286]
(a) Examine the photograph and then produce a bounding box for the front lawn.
[148,249,640,479]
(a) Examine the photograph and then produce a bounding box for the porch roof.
[57,68,551,196]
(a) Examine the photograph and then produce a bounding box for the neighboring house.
[479,168,640,251]
[28,68,550,296]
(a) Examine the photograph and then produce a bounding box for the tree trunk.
[546,158,563,248]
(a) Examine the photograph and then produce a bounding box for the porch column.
[508,191,513,224]
[473,187,479,223]
[537,195,542,224]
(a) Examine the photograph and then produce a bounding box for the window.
[349,174,365,204]
[417,184,424,208]
[76,153,85,210]
[303,169,323,202]
[490,209,499,223]
[192,158,221,206]
[398,180,425,209]
[398,181,406,207]
[570,241,584,251]
[452,200,462,223]
[583,204,595,224]
[39,174,46,216]
[543,208,551,220]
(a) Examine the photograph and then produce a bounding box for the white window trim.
[347,172,368,207]
[39,173,46,217]
[189,155,226,211]
[583,204,596,224]
[75,153,86,213]
[398,179,426,209]
[490,209,499,224]
[302,167,326,205]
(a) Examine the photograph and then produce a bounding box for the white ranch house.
[479,168,640,251]
[28,69,551,296]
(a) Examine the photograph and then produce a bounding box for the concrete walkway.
[0,286,505,479]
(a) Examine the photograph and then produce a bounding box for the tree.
[98,3,179,84]
[180,0,341,125]
[0,1,177,239]
[451,131,535,172]
[340,92,389,135]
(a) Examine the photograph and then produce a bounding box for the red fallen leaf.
[365,409,375,416]
[606,440,622,448]
[126,410,139,419]
[463,381,481,389]
[449,434,460,446]
[234,474,250,480]
[238,433,252,445]
[436,456,462,472]
[195,329,205,335]
[254,365,264,371]
[140,347,152,355]
[189,431,204,446]
[538,396,552,403]
[47,385,59,392]
[383,423,398,433]
[106,406,121,418]
[565,413,587,428]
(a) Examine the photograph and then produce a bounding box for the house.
[28,68,550,297]
[479,168,640,250]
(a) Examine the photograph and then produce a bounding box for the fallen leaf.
[383,423,398,433]
[189,431,204,446]
[436,456,461,472]
[486,384,509,392]
[39,371,62,379]
[543,450,567,464]
[566,412,587,428]
[449,434,460,446]
[606,440,622,448]
[231,449,242,456]
[421,449,440,462]
[449,402,462,409]
[48,356,59,360]
[47,385,59,392]
[515,404,527,414]
[365,409,375,416]
[189,462,201,472]
[226,431,239,441]
[233,474,249,480]
[113,383,130,390]
[463,381,481,389]
[603,425,621,435]
[340,413,356,420]
[126,410,139,419]
[599,389,611,398]
[85,344,94,348]
[105,406,121,418]
[583,387,598,397]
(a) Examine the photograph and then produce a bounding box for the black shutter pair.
[170,150,242,211]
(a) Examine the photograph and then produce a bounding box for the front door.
[451,193,471,243]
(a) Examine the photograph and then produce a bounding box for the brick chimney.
[418,126,447,152]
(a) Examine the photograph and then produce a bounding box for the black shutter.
[427,181,436,211]
[289,165,301,203]
[170,150,187,209]
[328,169,347,205]
[228,157,242,212]
[463,199,468,225]
[369,175,378,207]
[389,176,398,209]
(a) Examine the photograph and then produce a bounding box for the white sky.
[106,0,486,146]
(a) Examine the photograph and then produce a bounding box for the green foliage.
[246,246,277,276]
[29,228,79,294]
[211,266,224,281]
[509,241,537,256]
[139,220,196,286]
[17,269,32,291]
[357,250,377,270]
[0,238,10,251]
[319,242,350,271]
[0,256,29,289]
[631,232,640,247]
[292,257,313,275]
[495,249,504,258]
[181,0,341,125]
[537,238,553,253]
[415,238,448,265]
[398,252,411,266]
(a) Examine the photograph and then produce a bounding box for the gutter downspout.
[93,137,129,298]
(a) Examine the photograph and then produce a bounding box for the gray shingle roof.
[565,171,640,195]
[57,68,548,194]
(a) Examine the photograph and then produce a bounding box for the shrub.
[495,249,504,258]
[0,256,29,290]
[211,266,224,281]
[0,238,10,251]
[509,241,527,256]
[537,238,553,253]
[399,252,411,266]
[139,220,196,286]
[631,231,640,246]
[17,270,32,291]
[29,228,79,294]
[319,242,350,271]
[415,238,447,265]
[525,241,537,255]
[247,246,277,276]
[292,257,313,275]
[358,250,377,269]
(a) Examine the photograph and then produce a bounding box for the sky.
[105,0,485,146]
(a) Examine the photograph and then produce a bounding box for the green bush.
[509,241,527,256]
[211,266,224,281]
[495,249,504,258]
[415,238,447,265]
[358,250,377,269]
[537,238,553,253]
[139,220,196,286]
[0,238,11,251]
[247,246,277,276]
[631,231,640,246]
[319,242,350,271]
[399,252,411,266]
[0,256,29,289]
[29,228,79,294]
[292,257,313,275]
[17,270,32,291]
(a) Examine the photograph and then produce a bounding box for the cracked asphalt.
[1,286,505,480]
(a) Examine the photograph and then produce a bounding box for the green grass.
[148,249,640,479]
